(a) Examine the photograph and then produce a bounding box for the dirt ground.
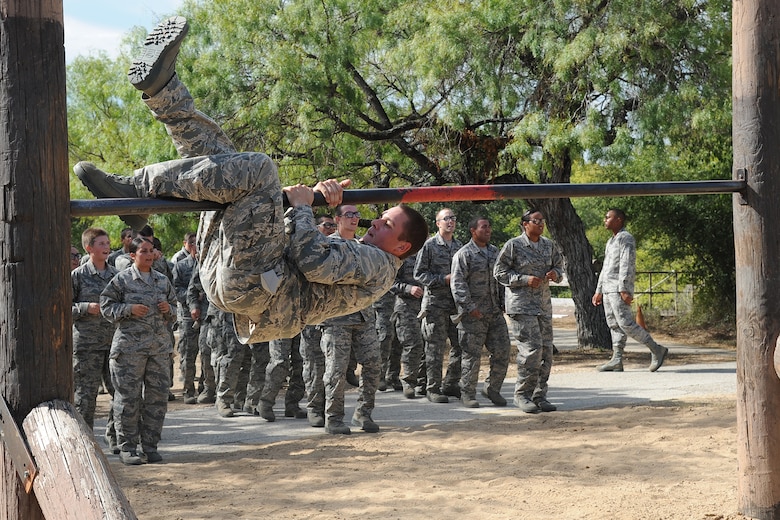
[100,323,744,520]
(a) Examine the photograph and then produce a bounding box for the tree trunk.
[732,0,780,517]
[0,2,72,518]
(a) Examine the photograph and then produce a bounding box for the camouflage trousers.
[241,342,270,408]
[300,325,325,415]
[396,299,425,387]
[374,294,399,383]
[508,314,554,401]
[73,348,112,430]
[110,351,171,453]
[177,313,200,395]
[260,335,305,410]
[421,308,461,393]
[142,75,283,323]
[603,292,661,351]
[321,320,381,422]
[457,312,510,398]
[214,311,251,405]
[199,317,217,394]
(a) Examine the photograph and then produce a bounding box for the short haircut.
[316,214,334,225]
[397,205,429,260]
[468,215,489,231]
[139,224,154,238]
[521,208,543,222]
[334,205,356,217]
[120,227,135,240]
[152,237,163,251]
[608,208,627,221]
[129,236,153,254]
[183,232,196,242]
[81,227,109,250]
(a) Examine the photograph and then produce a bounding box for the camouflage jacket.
[233,206,401,343]
[100,265,178,355]
[413,233,462,314]
[494,234,564,316]
[72,259,118,350]
[595,228,636,296]
[450,239,503,320]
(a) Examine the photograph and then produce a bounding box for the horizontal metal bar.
[70,180,745,217]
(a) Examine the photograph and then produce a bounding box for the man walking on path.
[592,209,668,372]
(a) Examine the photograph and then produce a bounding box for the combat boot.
[216,399,234,418]
[481,387,507,406]
[649,343,669,372]
[197,388,216,404]
[326,419,352,435]
[128,16,189,97]
[307,411,325,428]
[258,402,276,422]
[461,394,479,408]
[285,405,307,419]
[73,161,148,230]
[597,347,624,372]
[514,396,540,414]
[352,410,380,433]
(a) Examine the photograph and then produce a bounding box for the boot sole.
[128,16,189,91]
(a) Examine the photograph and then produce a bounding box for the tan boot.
[597,347,624,372]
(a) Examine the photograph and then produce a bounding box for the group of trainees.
[71,14,667,465]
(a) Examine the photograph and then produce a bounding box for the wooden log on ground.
[22,400,136,520]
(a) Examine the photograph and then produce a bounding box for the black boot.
[128,16,189,97]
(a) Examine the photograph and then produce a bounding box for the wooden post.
[23,401,137,520]
[0,1,72,517]
[733,0,780,517]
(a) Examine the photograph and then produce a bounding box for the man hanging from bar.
[75,16,428,345]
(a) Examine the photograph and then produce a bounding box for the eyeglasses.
[319,222,336,229]
[526,218,546,225]
[437,215,457,222]
[71,252,81,260]
[340,211,360,219]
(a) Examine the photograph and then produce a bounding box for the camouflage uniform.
[213,310,253,409]
[136,75,401,344]
[392,255,425,391]
[596,229,663,351]
[187,267,216,399]
[450,239,510,401]
[300,325,326,418]
[72,260,118,429]
[372,291,400,388]
[260,335,305,414]
[414,233,463,395]
[494,234,564,403]
[100,264,177,454]
[241,341,270,411]
[320,308,381,425]
[172,254,200,398]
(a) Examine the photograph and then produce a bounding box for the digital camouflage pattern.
[137,76,401,344]
[494,233,565,402]
[450,240,510,398]
[413,233,463,394]
[72,260,118,428]
[100,264,177,452]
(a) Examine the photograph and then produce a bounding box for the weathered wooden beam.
[70,179,746,217]
[0,2,73,518]
[23,401,136,520]
[733,0,780,517]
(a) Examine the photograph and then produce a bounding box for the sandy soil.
[99,323,743,520]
